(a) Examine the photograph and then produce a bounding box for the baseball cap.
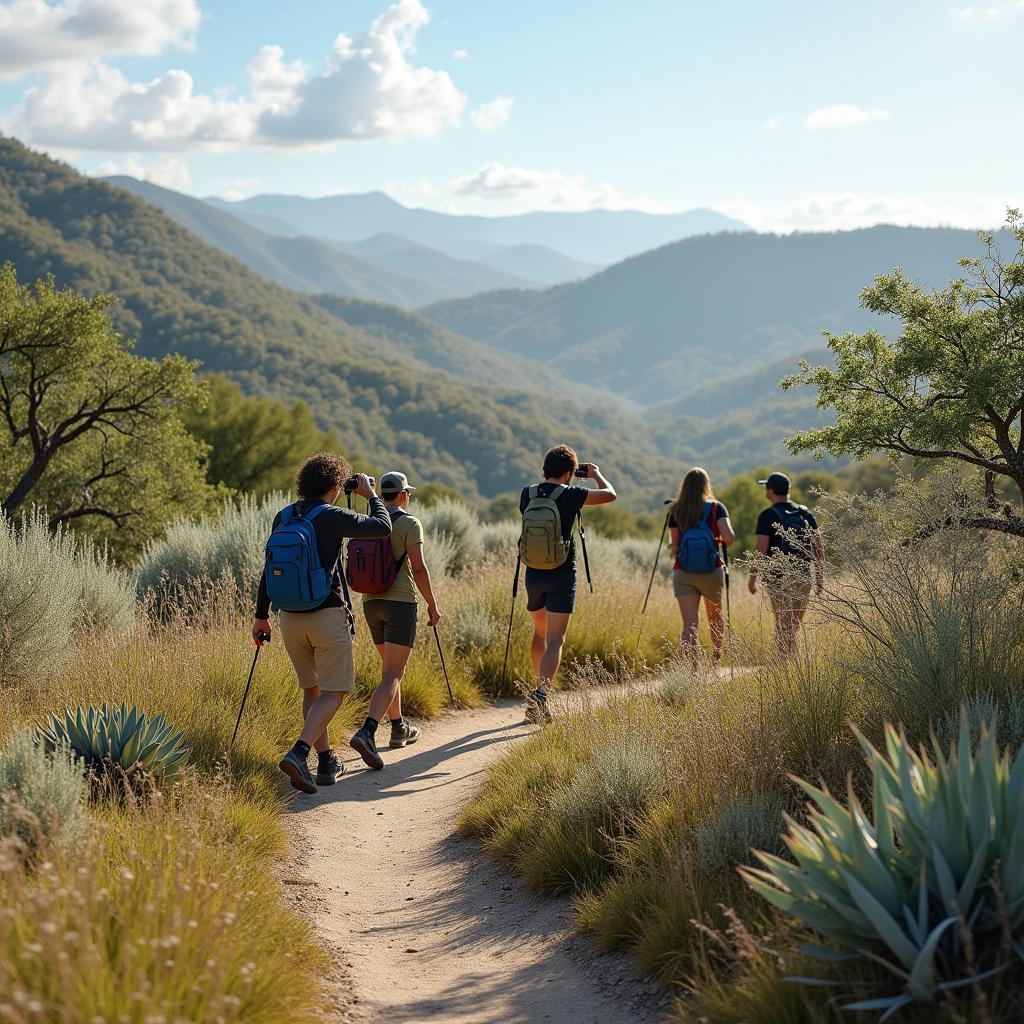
[380,470,416,496]
[757,472,791,494]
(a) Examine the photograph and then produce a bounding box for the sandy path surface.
[284,698,668,1024]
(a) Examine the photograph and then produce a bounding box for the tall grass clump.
[0,511,136,686]
[137,491,281,599]
[0,728,89,859]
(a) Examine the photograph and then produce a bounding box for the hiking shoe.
[524,689,553,725]
[279,747,317,794]
[389,721,421,749]
[315,752,346,786]
[349,727,384,770]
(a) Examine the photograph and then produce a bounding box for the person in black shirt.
[667,467,735,663]
[253,452,391,794]
[518,444,617,723]
[747,471,824,656]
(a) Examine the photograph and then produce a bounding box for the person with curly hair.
[253,451,391,794]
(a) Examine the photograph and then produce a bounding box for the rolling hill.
[0,136,675,502]
[206,191,748,265]
[422,226,1003,404]
[105,177,532,306]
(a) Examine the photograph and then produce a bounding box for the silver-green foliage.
[742,717,1024,1019]
[417,498,483,576]
[0,728,90,856]
[449,601,495,655]
[695,792,783,878]
[0,511,136,685]
[137,491,280,596]
[39,703,190,784]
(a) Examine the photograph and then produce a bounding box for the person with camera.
[253,452,391,795]
[349,471,441,771]
[518,444,617,723]
[747,471,824,657]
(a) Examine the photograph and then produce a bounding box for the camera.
[574,464,590,478]
[343,474,375,494]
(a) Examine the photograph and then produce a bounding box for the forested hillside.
[0,137,673,502]
[423,226,1002,403]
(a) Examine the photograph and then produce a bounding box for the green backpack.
[519,484,570,569]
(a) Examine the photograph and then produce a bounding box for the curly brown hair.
[296,451,350,500]
[543,444,579,479]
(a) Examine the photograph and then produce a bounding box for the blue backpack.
[676,501,721,574]
[264,503,333,611]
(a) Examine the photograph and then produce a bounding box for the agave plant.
[741,715,1024,1020]
[38,702,190,786]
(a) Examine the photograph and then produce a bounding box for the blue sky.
[0,0,1021,230]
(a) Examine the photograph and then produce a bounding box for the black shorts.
[525,564,577,615]
[362,600,418,647]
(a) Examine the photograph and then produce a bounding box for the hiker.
[253,453,391,795]
[519,445,617,723]
[348,471,441,771]
[668,467,735,663]
[747,471,824,656]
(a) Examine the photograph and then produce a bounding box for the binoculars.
[343,474,376,494]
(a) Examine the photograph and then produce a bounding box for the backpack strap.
[527,485,540,502]
[549,483,568,500]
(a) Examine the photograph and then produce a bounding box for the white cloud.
[208,176,263,201]
[950,0,1024,17]
[90,154,191,190]
[452,47,469,59]
[447,162,661,213]
[719,192,1014,233]
[3,0,466,150]
[762,116,783,130]
[468,95,512,131]
[804,103,889,128]
[0,0,201,81]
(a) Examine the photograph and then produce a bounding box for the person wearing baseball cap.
[748,471,824,656]
[349,471,441,768]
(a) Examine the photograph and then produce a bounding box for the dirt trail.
[284,697,668,1024]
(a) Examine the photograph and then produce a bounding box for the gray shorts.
[673,567,725,603]
[363,599,418,648]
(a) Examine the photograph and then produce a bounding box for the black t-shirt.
[668,500,729,537]
[520,483,589,572]
[255,497,392,617]
[755,501,818,557]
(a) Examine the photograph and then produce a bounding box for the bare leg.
[299,691,346,748]
[529,608,547,678]
[373,642,405,721]
[705,599,724,663]
[302,684,330,753]
[675,595,702,662]
[368,643,414,723]
[538,611,572,686]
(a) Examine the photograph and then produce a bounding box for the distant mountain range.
[422,225,1001,404]
[205,190,748,265]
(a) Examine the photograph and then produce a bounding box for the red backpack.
[346,510,408,595]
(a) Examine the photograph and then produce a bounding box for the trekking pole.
[578,511,594,594]
[432,625,457,706]
[722,543,735,681]
[634,512,669,659]
[231,631,270,749]
[501,555,522,689]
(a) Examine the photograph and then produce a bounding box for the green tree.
[784,214,1024,537]
[717,476,764,555]
[183,375,341,496]
[0,266,213,556]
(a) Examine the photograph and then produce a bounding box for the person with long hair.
[668,467,735,663]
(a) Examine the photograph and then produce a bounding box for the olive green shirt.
[363,509,423,604]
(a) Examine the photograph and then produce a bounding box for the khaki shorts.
[673,567,725,603]
[766,576,813,616]
[279,608,355,692]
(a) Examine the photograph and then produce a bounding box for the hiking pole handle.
[231,635,268,749]
[433,625,454,703]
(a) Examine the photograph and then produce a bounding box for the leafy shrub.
[137,492,280,598]
[694,792,783,878]
[417,498,484,576]
[449,601,495,655]
[480,520,519,559]
[0,728,89,858]
[0,512,136,685]
[39,703,190,791]
[742,717,1024,1018]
